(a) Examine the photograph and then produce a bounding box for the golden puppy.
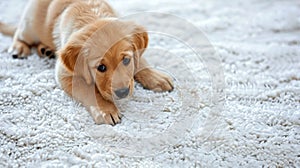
[0,0,174,125]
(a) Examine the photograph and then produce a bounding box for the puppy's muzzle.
[114,87,130,99]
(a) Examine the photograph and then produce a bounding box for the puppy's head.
[58,20,148,101]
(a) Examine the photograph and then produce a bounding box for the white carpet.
[0,0,300,167]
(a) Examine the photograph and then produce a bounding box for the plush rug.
[0,0,299,167]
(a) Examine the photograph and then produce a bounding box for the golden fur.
[0,0,174,125]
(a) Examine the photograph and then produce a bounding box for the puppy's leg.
[89,96,121,125]
[134,58,174,92]
[59,75,121,125]
[9,1,40,59]
[9,38,31,59]
[37,43,56,59]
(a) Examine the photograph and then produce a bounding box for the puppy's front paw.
[135,69,174,92]
[89,106,121,125]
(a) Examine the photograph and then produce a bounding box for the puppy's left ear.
[58,44,93,85]
[132,26,149,69]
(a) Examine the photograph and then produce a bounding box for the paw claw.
[110,114,116,125]
[49,55,56,59]
[12,54,18,59]
[45,50,52,56]
[41,48,46,55]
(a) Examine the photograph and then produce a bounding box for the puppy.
[0,0,174,125]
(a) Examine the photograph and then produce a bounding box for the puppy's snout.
[114,87,130,99]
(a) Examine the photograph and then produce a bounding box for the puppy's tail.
[0,22,16,37]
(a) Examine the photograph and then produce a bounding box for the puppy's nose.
[114,87,130,99]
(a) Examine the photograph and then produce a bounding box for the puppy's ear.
[132,26,149,69]
[58,44,93,85]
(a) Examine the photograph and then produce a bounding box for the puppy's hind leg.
[0,22,30,58]
[8,1,40,59]
[9,23,39,59]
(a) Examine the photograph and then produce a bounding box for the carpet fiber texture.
[0,0,299,167]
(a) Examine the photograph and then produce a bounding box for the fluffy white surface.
[0,0,300,167]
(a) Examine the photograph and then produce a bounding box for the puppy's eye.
[123,57,131,66]
[97,64,107,72]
